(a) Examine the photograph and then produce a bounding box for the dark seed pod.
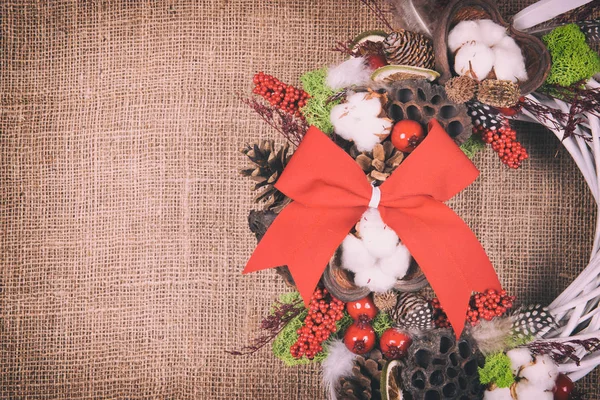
[398,329,485,400]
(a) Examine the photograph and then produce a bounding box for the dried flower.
[227,297,305,356]
[528,338,600,366]
[241,96,308,146]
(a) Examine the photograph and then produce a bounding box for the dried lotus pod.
[477,79,521,108]
[399,329,485,399]
[445,76,478,104]
[383,30,435,70]
[385,79,473,144]
[337,349,386,400]
[350,141,404,185]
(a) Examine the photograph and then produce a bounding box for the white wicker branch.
[517,79,600,381]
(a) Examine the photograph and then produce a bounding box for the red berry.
[343,322,376,354]
[346,296,378,321]
[553,373,574,400]
[379,328,412,359]
[391,120,425,153]
[365,54,387,70]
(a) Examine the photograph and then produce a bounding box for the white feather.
[469,317,512,355]
[322,339,357,400]
[326,57,372,90]
[512,0,594,31]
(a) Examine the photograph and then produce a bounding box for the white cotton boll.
[341,234,376,274]
[326,57,372,90]
[507,348,533,375]
[476,19,507,47]
[519,355,559,390]
[515,382,553,400]
[483,387,512,400]
[377,243,411,279]
[354,267,397,292]
[492,36,528,82]
[454,42,495,80]
[330,93,391,152]
[359,209,399,259]
[448,20,481,52]
[495,36,521,54]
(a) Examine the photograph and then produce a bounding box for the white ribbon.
[368,184,381,208]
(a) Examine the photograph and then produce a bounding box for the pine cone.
[477,80,521,108]
[389,293,435,331]
[445,76,478,104]
[399,329,485,399]
[338,349,386,400]
[350,141,404,185]
[241,140,292,213]
[383,30,435,70]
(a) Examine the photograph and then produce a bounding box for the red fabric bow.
[243,120,500,337]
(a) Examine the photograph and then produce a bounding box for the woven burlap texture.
[0,0,597,398]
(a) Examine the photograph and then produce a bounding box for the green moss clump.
[478,352,515,388]
[372,312,394,338]
[300,67,340,135]
[460,135,486,159]
[543,24,600,87]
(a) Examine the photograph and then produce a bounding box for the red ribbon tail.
[382,200,501,338]
[244,202,366,306]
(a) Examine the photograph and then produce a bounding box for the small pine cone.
[350,141,404,185]
[389,293,435,330]
[337,349,386,400]
[383,30,435,69]
[373,291,398,313]
[445,76,478,104]
[477,79,521,108]
[241,140,292,212]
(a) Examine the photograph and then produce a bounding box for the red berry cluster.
[468,289,515,326]
[431,289,515,328]
[252,72,309,118]
[290,288,345,359]
[476,122,528,169]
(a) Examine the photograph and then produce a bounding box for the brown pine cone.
[338,349,386,400]
[241,140,292,213]
[383,30,435,70]
[350,141,404,185]
[477,80,521,108]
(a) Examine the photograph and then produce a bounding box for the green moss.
[543,24,600,87]
[372,312,394,338]
[300,67,340,135]
[478,352,515,388]
[460,135,486,159]
[505,334,534,350]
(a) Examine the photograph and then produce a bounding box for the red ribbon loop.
[243,119,501,337]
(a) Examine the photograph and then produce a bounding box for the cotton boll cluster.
[484,348,558,399]
[330,92,392,152]
[341,208,411,292]
[448,19,527,82]
[326,57,372,91]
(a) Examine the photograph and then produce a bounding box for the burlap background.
[0,0,598,398]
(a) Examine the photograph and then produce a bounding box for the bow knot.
[243,120,501,337]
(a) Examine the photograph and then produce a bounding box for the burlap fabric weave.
[0,0,598,398]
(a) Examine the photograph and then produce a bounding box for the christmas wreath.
[232,1,600,399]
